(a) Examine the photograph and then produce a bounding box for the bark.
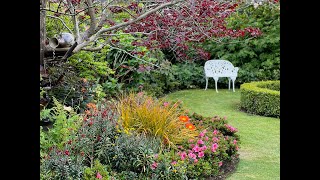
[40,0,47,65]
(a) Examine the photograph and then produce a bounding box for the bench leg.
[213,77,219,93]
[231,77,236,92]
[233,80,235,92]
[205,77,208,90]
[228,77,231,90]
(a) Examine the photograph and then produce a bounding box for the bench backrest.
[204,60,238,77]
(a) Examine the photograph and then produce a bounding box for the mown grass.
[164,89,280,180]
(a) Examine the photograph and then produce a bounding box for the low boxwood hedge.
[240,80,280,118]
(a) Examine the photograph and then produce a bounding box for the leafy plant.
[40,97,82,159]
[83,159,111,180]
[118,92,198,147]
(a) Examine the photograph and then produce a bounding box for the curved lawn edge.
[164,89,280,180]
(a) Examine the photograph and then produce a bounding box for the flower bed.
[40,93,240,179]
[240,80,280,117]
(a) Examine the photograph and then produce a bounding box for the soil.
[206,156,240,180]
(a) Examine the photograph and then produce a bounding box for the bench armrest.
[233,67,239,73]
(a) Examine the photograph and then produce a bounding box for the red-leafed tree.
[40,0,277,64]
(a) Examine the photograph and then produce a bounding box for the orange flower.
[179,115,189,122]
[86,103,97,110]
[185,123,196,130]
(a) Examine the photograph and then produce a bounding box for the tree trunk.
[40,0,47,65]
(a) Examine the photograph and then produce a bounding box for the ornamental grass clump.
[118,92,198,147]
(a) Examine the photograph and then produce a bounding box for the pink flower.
[218,161,223,167]
[178,145,183,149]
[188,152,197,159]
[197,139,204,145]
[203,129,207,134]
[189,139,194,143]
[236,146,239,150]
[190,144,195,148]
[200,145,207,151]
[192,145,200,152]
[163,102,169,107]
[180,152,187,160]
[233,140,237,144]
[205,136,209,141]
[213,129,218,135]
[199,132,205,138]
[212,137,219,142]
[194,158,198,164]
[96,172,102,179]
[137,92,144,97]
[151,162,158,170]
[154,154,159,159]
[225,124,238,132]
[211,143,219,152]
[198,151,205,158]
[171,161,177,165]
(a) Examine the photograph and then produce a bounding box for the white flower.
[63,106,72,112]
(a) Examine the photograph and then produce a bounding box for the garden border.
[240,80,280,117]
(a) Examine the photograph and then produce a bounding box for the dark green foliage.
[240,80,280,117]
[202,4,280,86]
[142,61,206,97]
[101,133,161,174]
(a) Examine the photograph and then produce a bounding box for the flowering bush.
[148,113,240,179]
[41,97,240,179]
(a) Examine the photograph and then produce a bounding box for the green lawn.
[164,89,280,180]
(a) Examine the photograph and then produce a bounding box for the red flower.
[179,115,189,122]
[80,151,85,156]
[64,150,70,156]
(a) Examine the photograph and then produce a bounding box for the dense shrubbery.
[240,80,280,117]
[40,93,240,179]
[202,3,280,86]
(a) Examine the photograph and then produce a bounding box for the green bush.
[202,3,280,86]
[240,80,280,117]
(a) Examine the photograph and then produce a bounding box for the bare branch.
[83,0,97,39]
[66,0,80,41]
[47,15,73,34]
[74,0,183,52]
[40,8,74,16]
[110,46,160,68]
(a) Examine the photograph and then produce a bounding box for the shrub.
[202,3,280,86]
[40,146,85,180]
[41,101,120,179]
[102,133,161,174]
[150,114,240,179]
[118,92,198,147]
[240,80,280,117]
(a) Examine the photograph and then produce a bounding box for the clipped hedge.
[240,80,280,117]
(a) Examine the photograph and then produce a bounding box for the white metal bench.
[204,60,239,92]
